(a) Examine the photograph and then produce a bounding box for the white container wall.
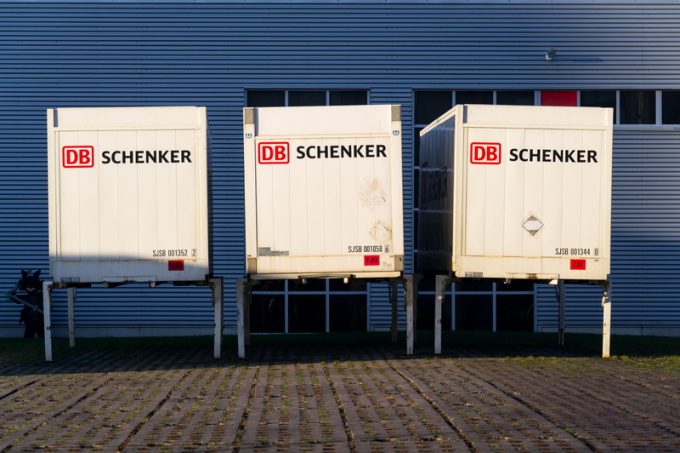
[47,106,210,283]
[244,105,404,279]
[418,104,613,281]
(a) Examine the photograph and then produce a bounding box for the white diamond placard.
[523,216,543,236]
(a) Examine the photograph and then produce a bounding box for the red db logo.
[470,142,501,165]
[62,146,95,168]
[258,142,289,164]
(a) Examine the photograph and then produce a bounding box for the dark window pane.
[415,91,452,125]
[497,280,535,292]
[416,294,452,330]
[496,296,534,332]
[250,294,285,333]
[289,90,326,106]
[413,210,419,248]
[414,169,420,210]
[620,90,655,124]
[455,280,493,292]
[496,91,534,105]
[329,279,367,292]
[414,127,423,165]
[455,295,492,331]
[416,275,435,292]
[252,280,285,292]
[662,91,680,124]
[456,91,493,105]
[329,296,367,331]
[247,90,285,107]
[329,91,368,105]
[289,295,325,332]
[289,279,326,292]
[580,90,616,119]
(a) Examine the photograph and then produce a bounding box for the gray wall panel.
[1,2,679,335]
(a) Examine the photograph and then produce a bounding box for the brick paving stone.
[0,342,678,452]
[460,358,680,452]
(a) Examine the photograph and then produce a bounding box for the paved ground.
[0,336,678,452]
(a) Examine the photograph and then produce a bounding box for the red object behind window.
[541,91,577,106]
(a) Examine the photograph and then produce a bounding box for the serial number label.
[555,248,599,256]
[152,248,197,258]
[348,245,390,253]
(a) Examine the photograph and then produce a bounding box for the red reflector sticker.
[570,259,586,270]
[364,255,380,266]
[168,260,185,271]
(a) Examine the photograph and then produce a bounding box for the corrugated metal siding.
[1,1,680,334]
[536,129,680,331]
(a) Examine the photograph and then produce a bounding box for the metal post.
[404,274,414,355]
[67,287,76,349]
[602,281,612,359]
[42,281,53,362]
[245,282,251,347]
[558,279,566,346]
[434,275,450,355]
[211,277,223,359]
[390,279,398,343]
[237,278,246,359]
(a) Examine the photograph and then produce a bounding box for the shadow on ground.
[1,331,678,376]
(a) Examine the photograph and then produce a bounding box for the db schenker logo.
[258,142,289,164]
[470,142,501,165]
[62,146,95,168]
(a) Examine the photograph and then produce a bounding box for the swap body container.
[418,105,613,281]
[47,106,210,283]
[244,105,404,280]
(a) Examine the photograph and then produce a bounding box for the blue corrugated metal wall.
[1,1,679,335]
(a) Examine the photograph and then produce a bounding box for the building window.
[414,91,452,125]
[330,90,368,105]
[245,89,370,333]
[580,90,617,119]
[540,90,577,106]
[620,90,656,124]
[662,91,680,124]
[496,91,535,105]
[247,90,286,107]
[288,90,326,106]
[456,90,493,105]
[247,89,369,109]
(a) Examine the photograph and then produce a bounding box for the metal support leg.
[390,280,398,343]
[245,283,251,347]
[434,275,451,355]
[558,280,566,346]
[412,276,419,343]
[404,275,414,355]
[67,287,76,349]
[602,281,612,359]
[210,277,223,359]
[42,281,53,362]
[237,278,247,359]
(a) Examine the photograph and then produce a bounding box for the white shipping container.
[243,105,404,279]
[47,106,210,283]
[418,104,613,281]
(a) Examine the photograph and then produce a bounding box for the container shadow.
[1,331,678,377]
